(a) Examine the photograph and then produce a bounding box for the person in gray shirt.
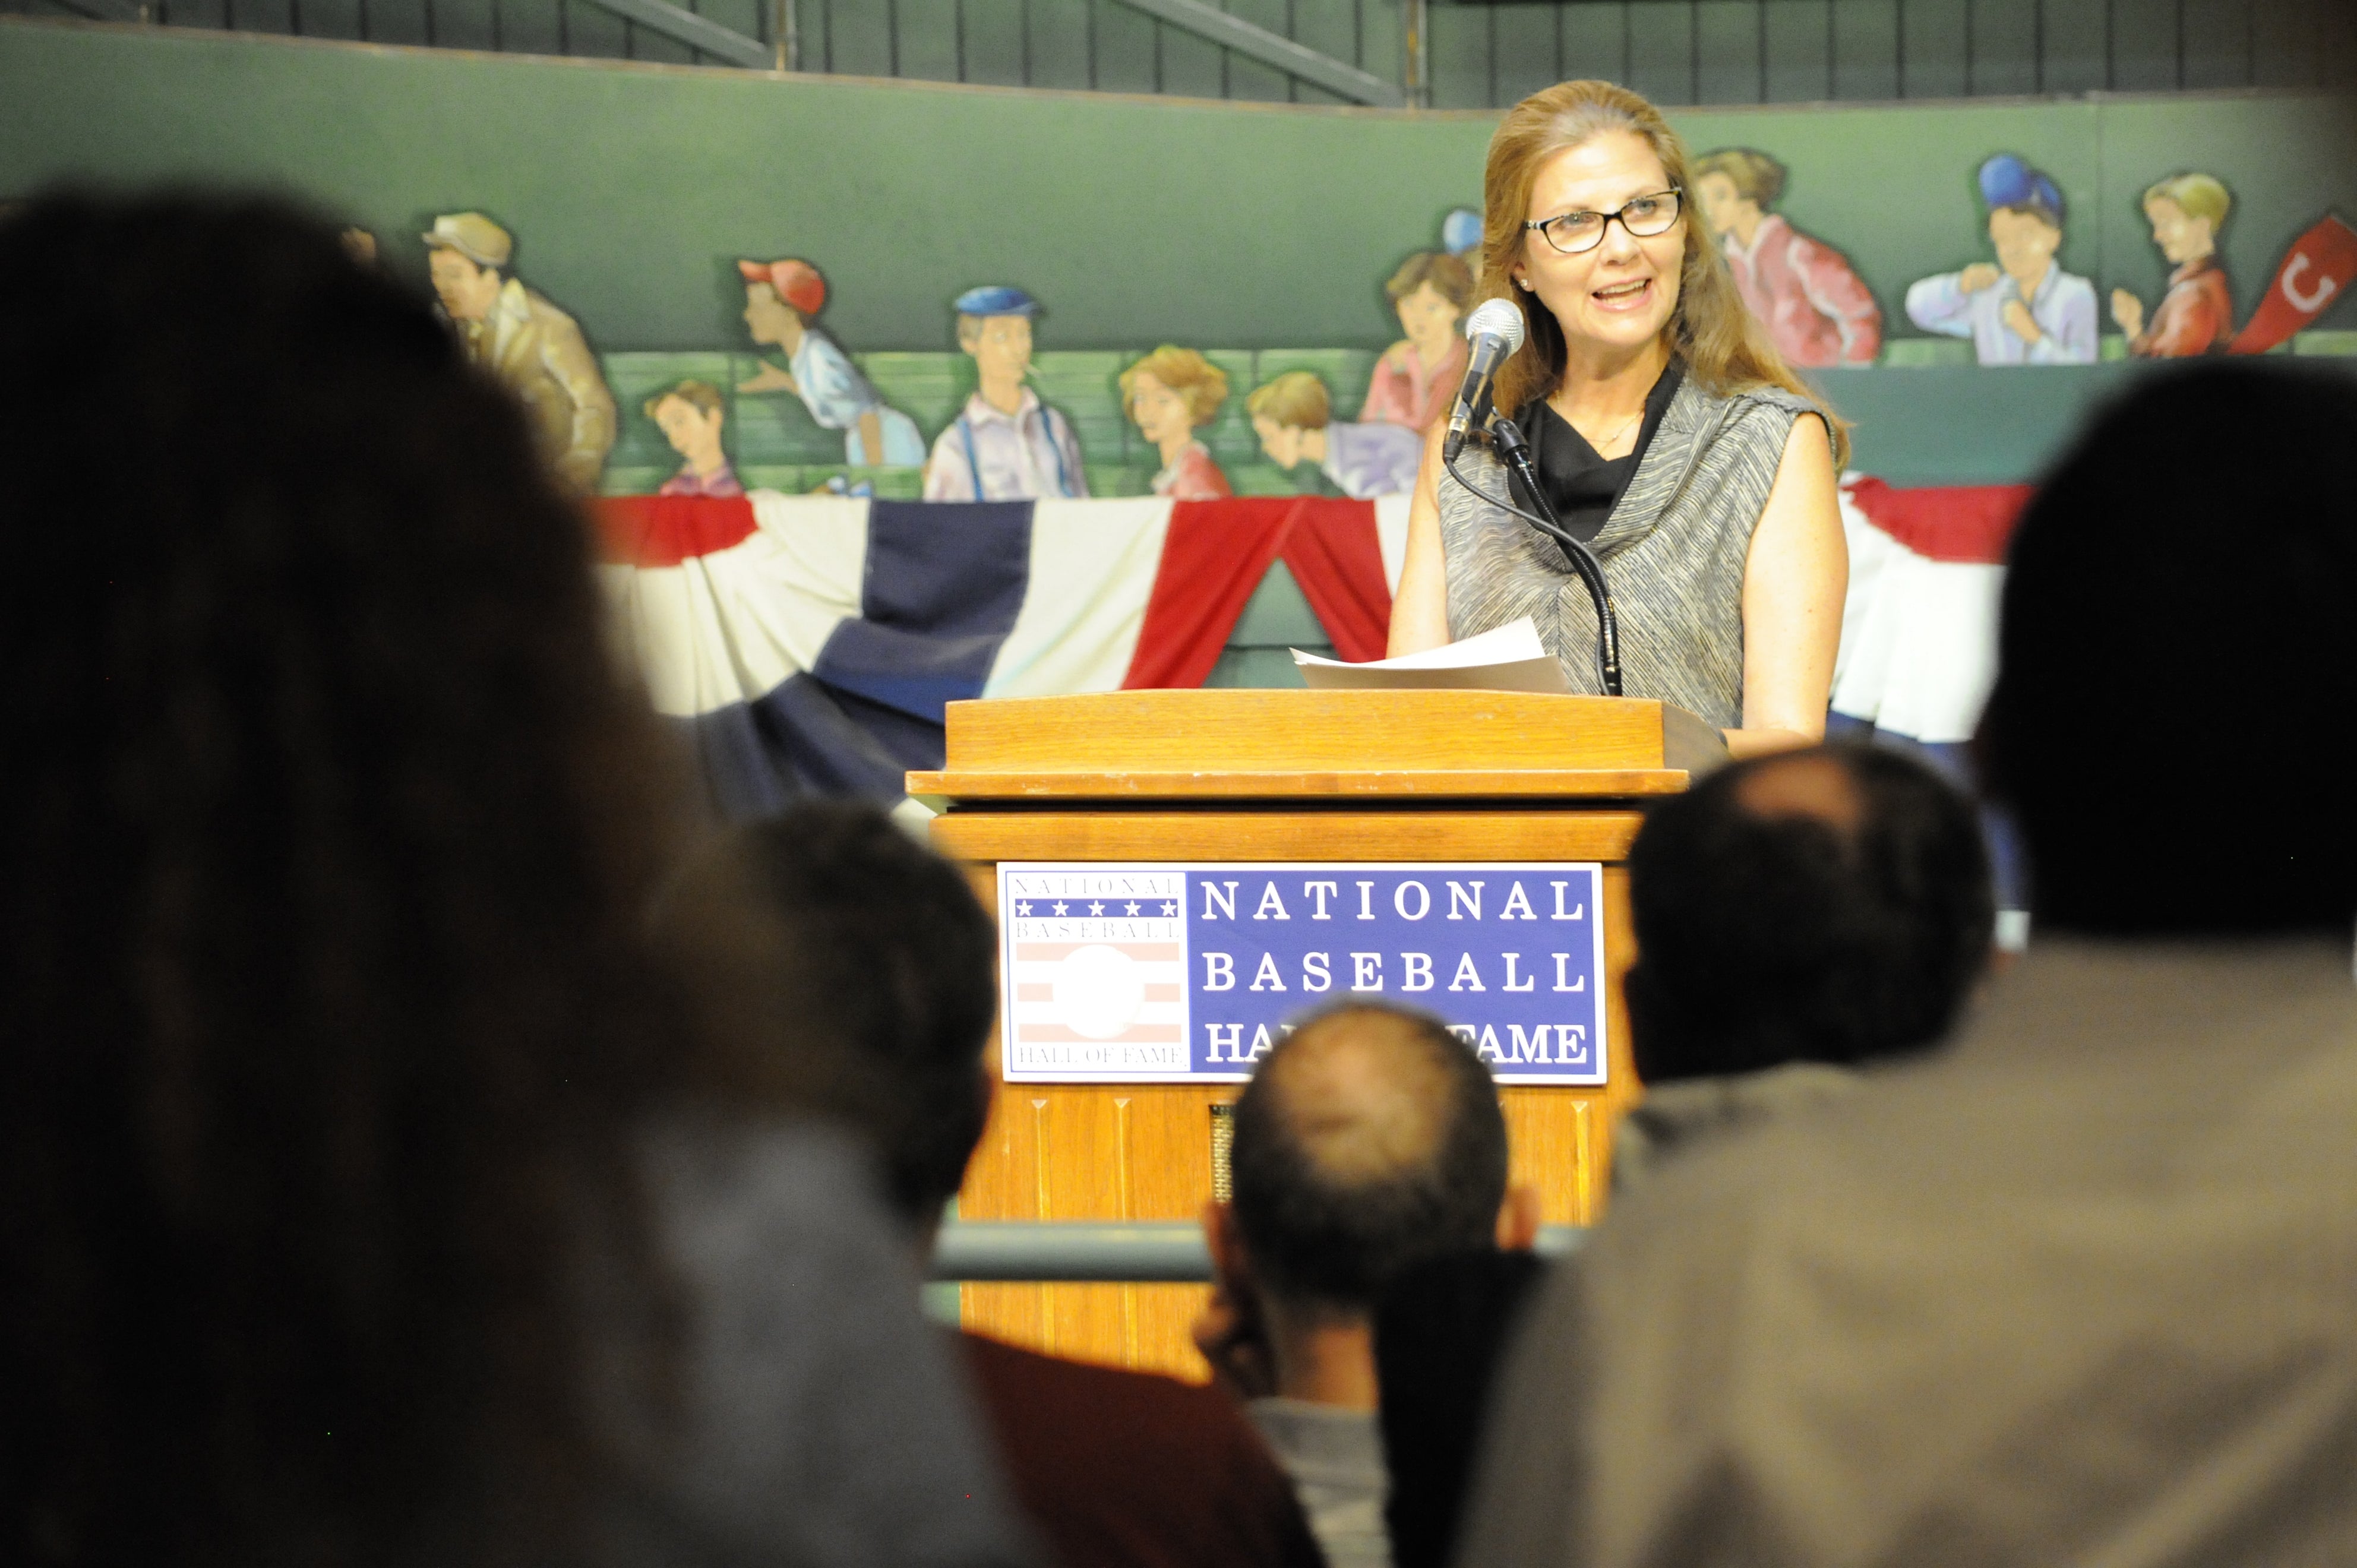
[1455,360,2357,1568]
[1196,1003,1540,1568]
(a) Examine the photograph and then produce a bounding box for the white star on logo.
[1124,901,1140,915]
[1089,901,1105,916]
[1013,902,1031,917]
[1052,901,1069,916]
[1162,901,1180,916]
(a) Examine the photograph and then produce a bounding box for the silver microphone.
[1442,298,1529,463]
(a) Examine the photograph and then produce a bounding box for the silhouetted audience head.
[1980,359,2357,934]
[1373,1248,1549,1568]
[1626,742,1994,1084]
[656,801,999,1230]
[0,191,717,1565]
[1229,1003,1510,1317]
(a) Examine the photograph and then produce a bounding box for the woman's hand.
[1388,421,1455,656]
[1729,413,1847,758]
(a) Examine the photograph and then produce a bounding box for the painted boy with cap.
[422,211,617,491]
[735,257,926,468]
[1904,154,2097,365]
[921,286,1089,502]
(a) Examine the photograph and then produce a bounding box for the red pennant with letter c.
[2230,214,2357,355]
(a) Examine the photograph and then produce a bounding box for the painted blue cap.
[953,284,1041,318]
[1979,153,2064,222]
[1441,207,1483,255]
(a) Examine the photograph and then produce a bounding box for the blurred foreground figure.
[1613,741,1993,1192]
[660,803,1323,1568]
[0,193,1022,1568]
[1455,359,2357,1567]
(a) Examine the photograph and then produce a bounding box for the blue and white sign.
[997,862,1608,1085]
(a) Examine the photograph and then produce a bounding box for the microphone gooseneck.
[1445,416,1623,698]
[1442,299,1529,465]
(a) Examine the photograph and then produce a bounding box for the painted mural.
[366,136,2349,504]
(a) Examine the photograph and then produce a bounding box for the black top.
[1504,361,1685,545]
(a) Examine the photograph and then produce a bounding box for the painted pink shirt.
[1724,214,1883,368]
[658,460,745,498]
[1151,441,1231,501]
[1358,335,1468,432]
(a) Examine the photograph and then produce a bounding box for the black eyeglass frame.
[1522,189,1686,255]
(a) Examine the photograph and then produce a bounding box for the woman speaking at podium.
[1388,80,1847,758]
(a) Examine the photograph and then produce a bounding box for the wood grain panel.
[938,691,1705,774]
[932,808,1647,865]
[911,769,1689,800]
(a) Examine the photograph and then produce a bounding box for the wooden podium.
[908,688,1723,1379]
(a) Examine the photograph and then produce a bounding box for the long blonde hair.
[1480,80,1849,467]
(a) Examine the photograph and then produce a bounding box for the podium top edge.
[941,690,1726,778]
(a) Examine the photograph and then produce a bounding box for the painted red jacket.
[2131,255,2233,358]
[1724,213,1883,367]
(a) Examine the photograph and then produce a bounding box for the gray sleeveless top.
[1439,375,1826,731]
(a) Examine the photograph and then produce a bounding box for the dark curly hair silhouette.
[0,192,730,1566]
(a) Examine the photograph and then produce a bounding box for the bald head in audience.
[1200,1004,1534,1568]
[1202,1004,1535,1408]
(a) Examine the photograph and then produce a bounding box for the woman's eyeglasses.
[1524,189,1685,255]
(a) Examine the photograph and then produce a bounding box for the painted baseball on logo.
[998,862,1608,1085]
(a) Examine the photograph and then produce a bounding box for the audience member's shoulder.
[961,1331,1291,1471]
[961,1333,1323,1568]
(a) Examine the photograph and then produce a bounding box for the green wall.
[5,18,2353,356]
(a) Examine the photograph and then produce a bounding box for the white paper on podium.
[1291,617,1573,694]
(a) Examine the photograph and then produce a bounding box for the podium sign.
[998,861,1609,1085]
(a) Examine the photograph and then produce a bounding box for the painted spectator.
[736,257,927,469]
[1904,154,2097,365]
[1198,1002,1540,1568]
[1362,251,1475,432]
[1121,344,1233,500]
[424,210,618,490]
[1455,359,2357,1567]
[1,192,1023,1568]
[1693,147,1882,366]
[2111,172,2235,357]
[1248,371,1424,500]
[922,285,1089,501]
[646,378,745,498]
[1614,741,1993,1192]
[656,802,1325,1568]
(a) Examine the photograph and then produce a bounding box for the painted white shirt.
[1906,262,2098,366]
[922,388,1090,501]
